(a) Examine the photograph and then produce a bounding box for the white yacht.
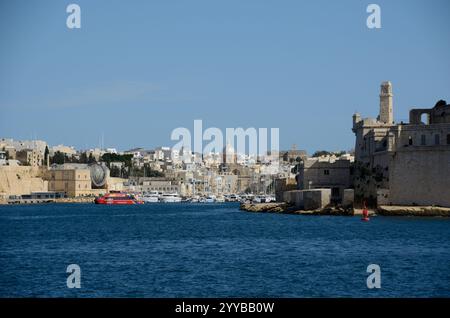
[204,195,216,203]
[253,195,264,203]
[253,195,276,203]
[226,194,240,202]
[254,195,274,203]
[240,194,254,203]
[142,191,160,203]
[161,192,182,203]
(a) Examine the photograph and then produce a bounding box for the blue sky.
[0,0,449,153]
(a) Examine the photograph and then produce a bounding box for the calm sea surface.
[0,203,449,297]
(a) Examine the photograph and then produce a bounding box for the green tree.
[101,153,133,168]
[44,146,49,165]
[51,151,65,164]
[110,165,121,178]
[79,152,88,163]
[312,150,332,157]
[312,150,347,157]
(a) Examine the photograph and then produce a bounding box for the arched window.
[420,113,429,125]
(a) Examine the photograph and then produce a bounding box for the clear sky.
[0,0,449,154]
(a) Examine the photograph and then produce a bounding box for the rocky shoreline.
[377,205,450,217]
[240,203,450,217]
[240,202,356,216]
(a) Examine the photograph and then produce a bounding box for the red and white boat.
[94,192,144,205]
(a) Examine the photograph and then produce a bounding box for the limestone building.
[137,178,181,194]
[296,155,354,203]
[16,149,44,167]
[46,163,110,197]
[352,82,450,207]
[47,168,92,197]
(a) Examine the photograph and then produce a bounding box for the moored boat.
[94,192,144,205]
[204,195,216,203]
[160,192,182,203]
[142,191,160,203]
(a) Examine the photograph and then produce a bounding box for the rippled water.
[0,203,449,297]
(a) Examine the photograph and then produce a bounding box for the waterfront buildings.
[5,81,447,208]
[296,154,354,203]
[133,178,181,195]
[352,82,450,207]
[47,167,93,197]
[45,163,115,197]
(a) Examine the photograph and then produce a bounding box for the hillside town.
[0,136,305,204]
[1,82,449,211]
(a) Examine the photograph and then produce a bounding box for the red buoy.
[361,201,370,221]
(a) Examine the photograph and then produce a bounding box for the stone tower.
[379,81,393,124]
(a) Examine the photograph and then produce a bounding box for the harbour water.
[0,203,449,297]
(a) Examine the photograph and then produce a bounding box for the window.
[324,169,330,175]
[435,134,440,145]
[421,135,426,146]
[420,113,429,125]
[408,136,413,146]
[447,134,450,145]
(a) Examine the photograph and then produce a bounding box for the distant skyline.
[1,0,449,153]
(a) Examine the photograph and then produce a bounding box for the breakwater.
[240,203,450,217]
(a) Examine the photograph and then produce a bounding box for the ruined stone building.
[352,81,450,207]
